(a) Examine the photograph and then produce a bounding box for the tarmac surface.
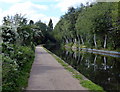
[26,46,88,90]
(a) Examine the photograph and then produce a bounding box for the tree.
[48,19,53,31]
[29,20,34,25]
[53,2,120,51]
[2,14,28,45]
[68,6,75,14]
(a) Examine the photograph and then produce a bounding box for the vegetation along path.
[26,46,88,90]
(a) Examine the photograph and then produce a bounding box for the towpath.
[26,46,88,90]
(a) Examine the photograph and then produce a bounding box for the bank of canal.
[44,45,120,92]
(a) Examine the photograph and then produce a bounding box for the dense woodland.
[53,2,120,51]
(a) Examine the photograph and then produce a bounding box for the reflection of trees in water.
[77,52,81,64]
[103,56,107,70]
[64,49,119,73]
[49,46,120,92]
[93,55,97,71]
[63,49,120,91]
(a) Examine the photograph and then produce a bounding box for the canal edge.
[43,46,106,92]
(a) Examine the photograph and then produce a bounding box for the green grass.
[73,74,83,80]
[80,80,105,92]
[43,47,105,92]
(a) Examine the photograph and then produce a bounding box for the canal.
[44,45,120,92]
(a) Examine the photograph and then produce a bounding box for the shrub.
[2,44,35,92]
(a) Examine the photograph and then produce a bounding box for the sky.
[0,0,96,26]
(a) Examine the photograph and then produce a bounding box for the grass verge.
[43,47,105,92]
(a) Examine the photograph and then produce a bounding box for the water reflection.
[44,45,120,92]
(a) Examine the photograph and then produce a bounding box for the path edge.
[43,46,106,92]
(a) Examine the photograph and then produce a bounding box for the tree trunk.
[66,37,69,43]
[104,34,107,48]
[94,34,97,48]
[77,34,81,50]
[64,36,68,44]
[75,38,77,43]
[87,35,90,44]
[80,55,84,62]
[81,35,84,45]
[77,35,80,43]
[74,38,77,46]
[74,52,77,59]
[66,51,68,55]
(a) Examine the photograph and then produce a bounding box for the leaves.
[53,2,120,50]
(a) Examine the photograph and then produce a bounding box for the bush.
[2,44,35,92]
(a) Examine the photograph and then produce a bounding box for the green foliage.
[48,19,53,32]
[1,13,56,92]
[65,43,74,47]
[1,14,36,92]
[1,14,55,46]
[2,44,35,92]
[1,26,17,44]
[35,20,56,44]
[53,2,120,51]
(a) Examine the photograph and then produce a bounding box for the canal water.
[44,45,120,92]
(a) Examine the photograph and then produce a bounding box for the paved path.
[26,46,88,90]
